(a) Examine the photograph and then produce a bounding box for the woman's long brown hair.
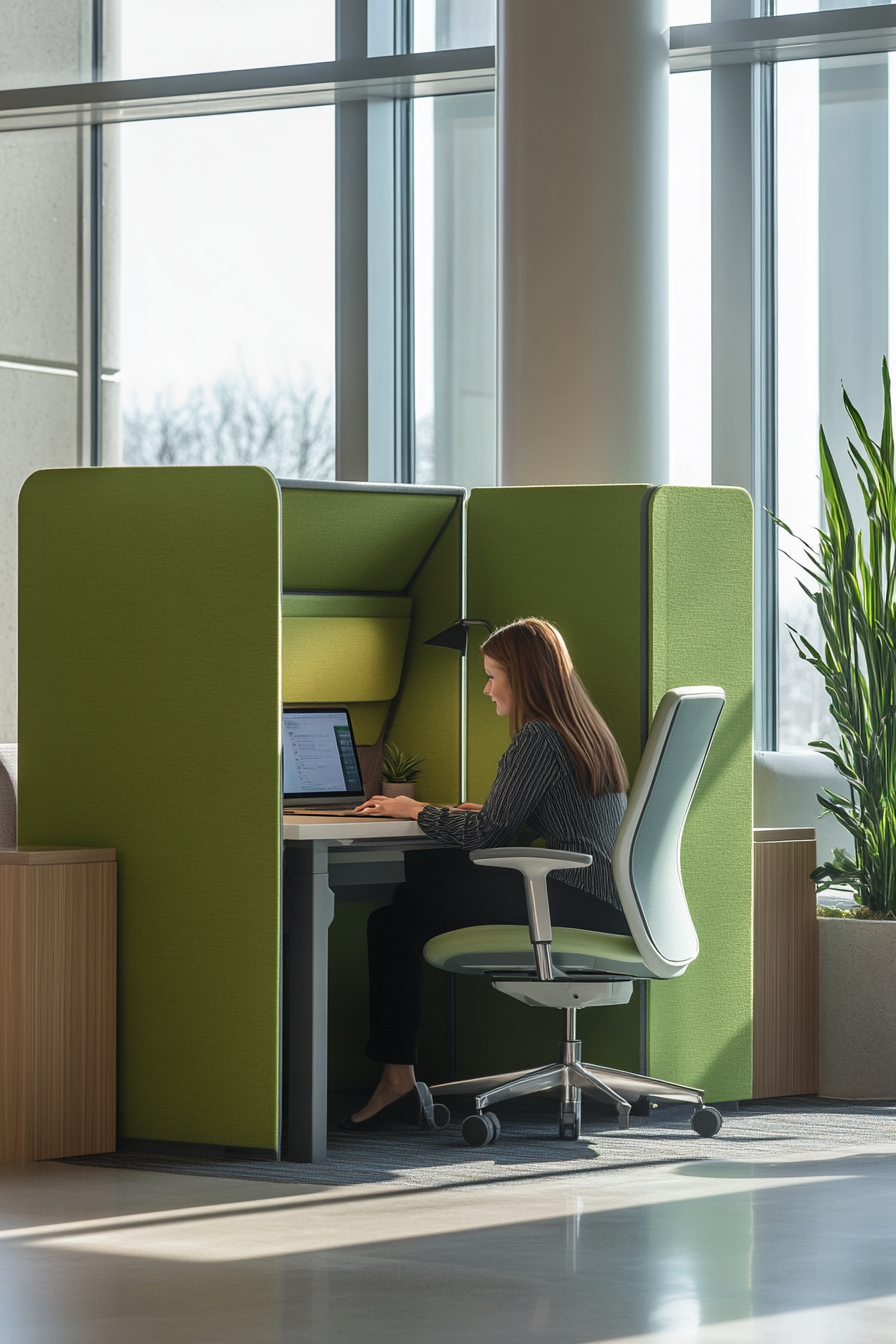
[481,618,628,797]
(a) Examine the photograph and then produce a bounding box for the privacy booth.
[17,469,752,1158]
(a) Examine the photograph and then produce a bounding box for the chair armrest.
[470,848,592,981]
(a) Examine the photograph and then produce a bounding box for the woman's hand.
[452,802,482,812]
[354,794,426,820]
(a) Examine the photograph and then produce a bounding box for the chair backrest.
[613,687,725,979]
[0,743,17,849]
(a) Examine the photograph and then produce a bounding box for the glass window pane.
[117,0,335,82]
[413,92,496,488]
[413,0,495,53]
[113,108,335,479]
[776,58,827,749]
[669,70,712,486]
[776,49,894,748]
[668,1,710,22]
[777,1,890,13]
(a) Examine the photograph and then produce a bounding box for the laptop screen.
[282,706,366,806]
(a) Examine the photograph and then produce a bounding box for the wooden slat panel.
[63,862,117,1155]
[0,866,27,1160]
[26,864,66,1159]
[0,856,116,1160]
[0,848,116,866]
[753,837,819,1098]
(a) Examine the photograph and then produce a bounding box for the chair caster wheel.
[691,1106,723,1137]
[462,1112,500,1147]
[417,1084,450,1131]
[559,1118,580,1140]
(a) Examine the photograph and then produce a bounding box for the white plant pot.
[819,918,896,1099]
[382,782,416,799]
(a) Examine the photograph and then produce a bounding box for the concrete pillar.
[497,0,669,486]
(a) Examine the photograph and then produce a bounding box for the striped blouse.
[416,719,627,909]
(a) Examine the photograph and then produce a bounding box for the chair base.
[430,1010,708,1140]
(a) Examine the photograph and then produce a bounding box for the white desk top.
[282,815,424,842]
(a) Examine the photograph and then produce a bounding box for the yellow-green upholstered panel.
[458,485,650,1078]
[281,488,458,592]
[282,616,410,702]
[17,465,282,1151]
[465,485,650,797]
[281,595,411,618]
[328,900,452,1091]
[341,702,392,744]
[647,486,754,1102]
[388,502,464,805]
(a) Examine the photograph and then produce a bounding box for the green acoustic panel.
[458,485,650,1078]
[647,486,754,1102]
[281,595,411,618]
[328,901,388,1093]
[282,616,411,702]
[465,485,650,800]
[454,974,640,1081]
[341,702,392,745]
[281,488,459,592]
[17,465,283,1150]
[389,502,464,806]
[328,898,452,1091]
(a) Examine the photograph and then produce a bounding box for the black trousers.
[365,848,631,1066]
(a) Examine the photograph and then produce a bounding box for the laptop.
[282,705,373,816]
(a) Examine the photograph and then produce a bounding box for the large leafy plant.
[777,359,896,915]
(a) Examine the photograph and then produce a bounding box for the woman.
[343,617,630,1130]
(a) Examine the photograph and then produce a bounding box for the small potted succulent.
[381,742,424,799]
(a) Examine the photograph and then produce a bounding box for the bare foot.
[352,1065,417,1122]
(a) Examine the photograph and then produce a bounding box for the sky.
[115,1,470,416]
[117,1,337,408]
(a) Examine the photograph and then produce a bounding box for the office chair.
[425,686,727,1147]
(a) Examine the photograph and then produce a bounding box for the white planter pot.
[382,782,416,799]
[819,918,896,1099]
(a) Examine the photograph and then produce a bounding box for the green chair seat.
[423,924,653,978]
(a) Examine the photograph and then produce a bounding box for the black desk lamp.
[424,619,494,655]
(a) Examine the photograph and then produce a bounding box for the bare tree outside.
[123,378,335,480]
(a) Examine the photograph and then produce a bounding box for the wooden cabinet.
[0,848,116,1160]
[753,827,819,1099]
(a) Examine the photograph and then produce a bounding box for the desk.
[282,816,435,1162]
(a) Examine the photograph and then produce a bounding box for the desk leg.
[283,842,335,1162]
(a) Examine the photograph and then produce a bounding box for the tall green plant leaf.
[776,359,896,914]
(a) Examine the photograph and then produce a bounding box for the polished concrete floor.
[2,1147,896,1342]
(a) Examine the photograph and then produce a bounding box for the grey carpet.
[63,1096,896,1190]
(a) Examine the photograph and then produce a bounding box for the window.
[776,45,894,747]
[0,1,497,743]
[669,69,712,487]
[413,91,496,488]
[117,0,335,80]
[413,0,495,51]
[116,108,336,478]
